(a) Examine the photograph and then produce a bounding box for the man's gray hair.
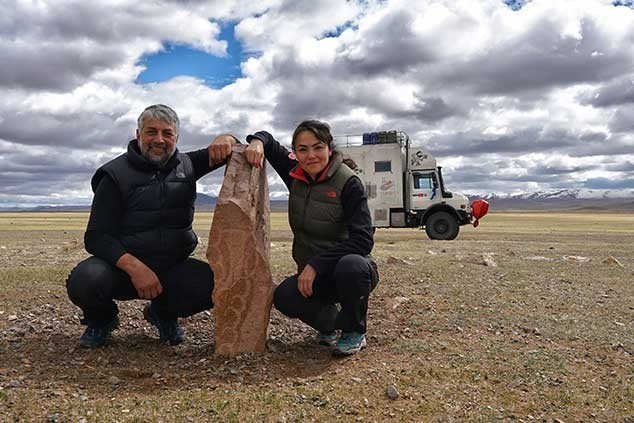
[137,104,180,134]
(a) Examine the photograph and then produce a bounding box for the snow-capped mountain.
[475,189,634,201]
[2,189,633,211]
[468,189,634,211]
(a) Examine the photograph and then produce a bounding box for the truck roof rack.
[334,131,409,148]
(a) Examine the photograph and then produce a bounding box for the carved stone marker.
[207,145,274,355]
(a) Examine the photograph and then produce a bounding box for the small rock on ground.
[603,256,624,268]
[108,376,122,385]
[386,384,399,400]
[387,256,414,266]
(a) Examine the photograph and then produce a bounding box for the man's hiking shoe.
[143,304,185,346]
[316,331,339,347]
[79,317,119,348]
[332,332,366,356]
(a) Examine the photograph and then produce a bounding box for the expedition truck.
[337,131,488,240]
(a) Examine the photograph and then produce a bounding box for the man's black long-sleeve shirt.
[84,146,219,267]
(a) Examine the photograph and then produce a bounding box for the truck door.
[409,171,438,211]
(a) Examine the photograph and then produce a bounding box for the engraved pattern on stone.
[207,146,273,355]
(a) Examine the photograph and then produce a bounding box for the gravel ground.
[0,212,633,422]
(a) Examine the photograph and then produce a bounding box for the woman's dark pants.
[273,254,379,334]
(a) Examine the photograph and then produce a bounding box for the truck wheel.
[425,211,459,240]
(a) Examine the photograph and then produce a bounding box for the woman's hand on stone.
[245,139,264,168]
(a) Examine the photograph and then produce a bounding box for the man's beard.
[139,142,176,167]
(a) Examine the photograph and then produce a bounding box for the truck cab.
[337,131,485,240]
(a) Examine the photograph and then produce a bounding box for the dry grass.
[0,211,633,422]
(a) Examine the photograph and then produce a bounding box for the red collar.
[289,165,310,184]
[289,157,336,184]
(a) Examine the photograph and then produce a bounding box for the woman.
[243,120,379,356]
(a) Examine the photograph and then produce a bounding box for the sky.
[1,0,634,207]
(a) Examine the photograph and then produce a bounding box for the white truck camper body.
[337,131,480,240]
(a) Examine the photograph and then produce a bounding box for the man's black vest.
[91,140,198,271]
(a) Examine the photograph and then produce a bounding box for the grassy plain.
[0,211,633,422]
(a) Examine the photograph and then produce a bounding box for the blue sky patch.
[506,0,633,11]
[136,22,245,88]
[320,20,357,39]
[504,0,528,10]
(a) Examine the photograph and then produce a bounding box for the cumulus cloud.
[235,0,362,51]
[579,77,634,107]
[0,1,227,91]
[1,0,634,206]
[609,105,634,133]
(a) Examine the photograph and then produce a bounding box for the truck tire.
[425,211,459,240]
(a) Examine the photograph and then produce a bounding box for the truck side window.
[413,173,433,190]
[375,161,391,172]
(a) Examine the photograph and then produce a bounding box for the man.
[66,104,238,348]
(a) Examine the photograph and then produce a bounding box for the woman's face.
[293,130,331,179]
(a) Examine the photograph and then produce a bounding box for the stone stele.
[207,145,274,355]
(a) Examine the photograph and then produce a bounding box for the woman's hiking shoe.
[79,317,119,348]
[316,331,339,346]
[143,304,185,346]
[332,332,366,356]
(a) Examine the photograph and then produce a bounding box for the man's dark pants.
[273,254,379,334]
[66,257,214,324]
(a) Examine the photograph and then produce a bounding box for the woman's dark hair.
[292,120,334,150]
[292,119,357,169]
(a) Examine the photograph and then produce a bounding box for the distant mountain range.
[475,188,634,200]
[468,189,634,211]
[194,193,289,211]
[1,189,632,212]
[0,193,290,212]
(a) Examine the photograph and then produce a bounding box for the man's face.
[136,118,178,166]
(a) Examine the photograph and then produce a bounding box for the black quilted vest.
[288,153,355,272]
[91,140,198,271]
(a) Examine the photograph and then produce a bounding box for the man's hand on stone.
[245,139,264,168]
[209,134,237,166]
[297,264,317,298]
[116,253,163,299]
